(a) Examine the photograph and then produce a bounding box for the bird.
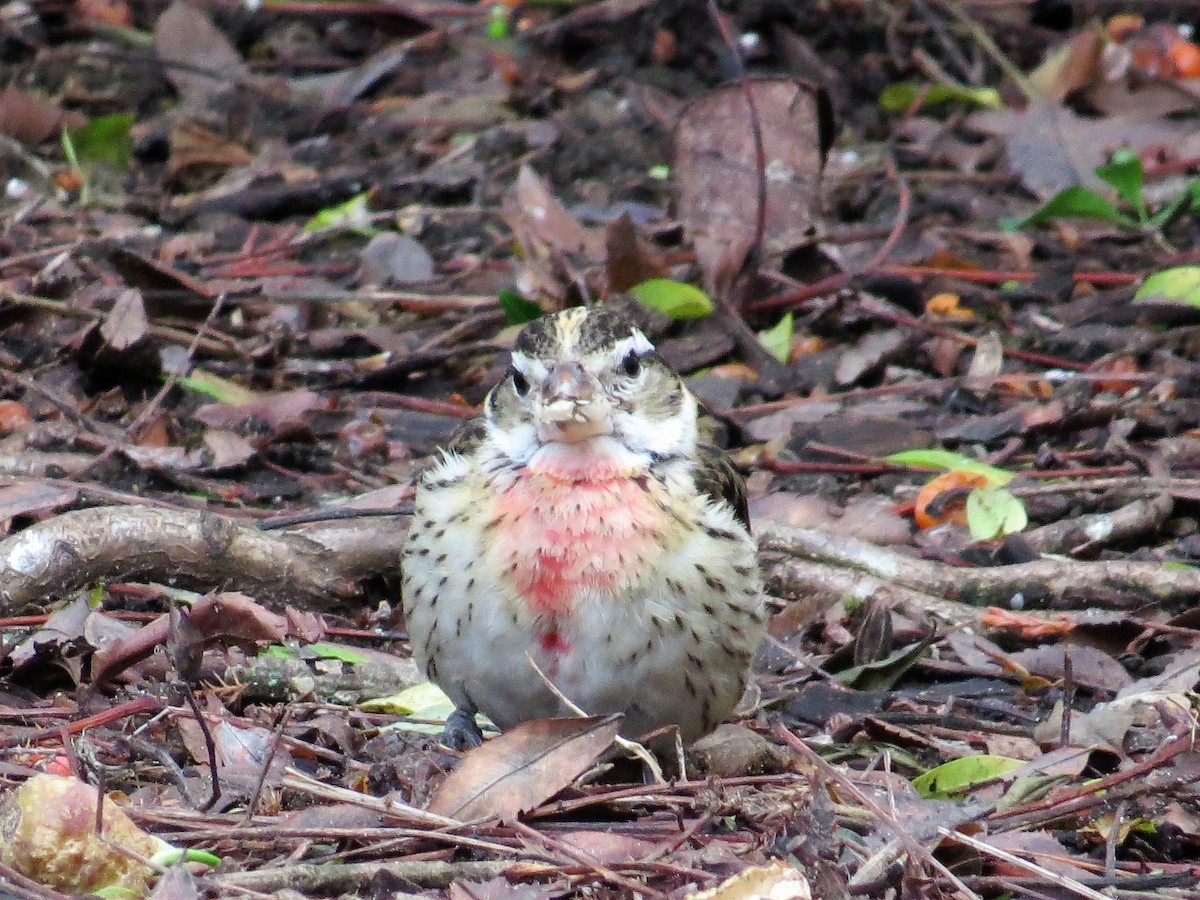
[401,305,766,749]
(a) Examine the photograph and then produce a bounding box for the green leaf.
[885,448,1013,485]
[91,888,139,900]
[363,681,495,734]
[176,369,258,405]
[966,485,1028,540]
[186,848,222,866]
[628,278,714,319]
[302,192,378,236]
[150,840,221,868]
[498,289,543,325]
[879,82,1003,112]
[65,113,134,169]
[363,681,456,718]
[912,754,1027,799]
[486,4,508,38]
[309,641,369,664]
[1095,149,1145,215]
[1002,186,1131,231]
[835,635,935,692]
[262,642,370,664]
[1134,266,1200,305]
[758,312,793,363]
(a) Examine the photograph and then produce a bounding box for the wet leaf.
[605,213,665,293]
[970,98,1192,200]
[363,681,461,734]
[628,278,713,319]
[911,754,1026,799]
[427,714,623,821]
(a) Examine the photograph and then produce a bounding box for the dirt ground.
[2,0,1200,897]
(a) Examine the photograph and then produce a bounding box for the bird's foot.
[442,705,484,750]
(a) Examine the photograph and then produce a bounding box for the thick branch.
[0,506,405,616]
[760,524,1200,608]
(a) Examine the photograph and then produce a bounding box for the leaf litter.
[1,2,1200,898]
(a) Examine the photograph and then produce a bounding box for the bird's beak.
[535,361,612,442]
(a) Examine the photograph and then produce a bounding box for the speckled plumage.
[401,306,765,746]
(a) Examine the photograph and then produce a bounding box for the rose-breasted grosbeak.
[402,306,765,747]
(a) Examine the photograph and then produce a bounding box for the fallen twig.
[0,506,405,616]
[761,523,1200,608]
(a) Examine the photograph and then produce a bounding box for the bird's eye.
[512,370,530,396]
[621,352,642,377]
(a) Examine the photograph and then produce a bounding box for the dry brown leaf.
[503,165,605,301]
[100,288,149,351]
[963,331,1004,397]
[154,0,249,107]
[0,481,79,521]
[167,121,253,180]
[75,0,133,27]
[969,98,1199,200]
[0,84,86,145]
[675,77,831,293]
[605,212,664,293]
[427,714,623,821]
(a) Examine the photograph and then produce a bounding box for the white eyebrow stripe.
[510,351,547,379]
[609,330,654,361]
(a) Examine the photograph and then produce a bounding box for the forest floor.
[2,0,1200,898]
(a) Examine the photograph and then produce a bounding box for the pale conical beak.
[535,361,612,442]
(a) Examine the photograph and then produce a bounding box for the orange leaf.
[913,470,990,529]
[980,607,1076,639]
[926,292,974,319]
[1089,354,1140,393]
[1168,40,1200,78]
[0,400,30,432]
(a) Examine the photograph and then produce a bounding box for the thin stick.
[938,827,1114,900]
[525,652,664,783]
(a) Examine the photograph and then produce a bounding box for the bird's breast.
[486,452,678,617]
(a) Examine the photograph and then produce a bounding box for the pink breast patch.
[489,456,669,616]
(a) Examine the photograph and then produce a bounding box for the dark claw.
[442,706,484,750]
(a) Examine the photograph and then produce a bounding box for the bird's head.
[484,306,698,465]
